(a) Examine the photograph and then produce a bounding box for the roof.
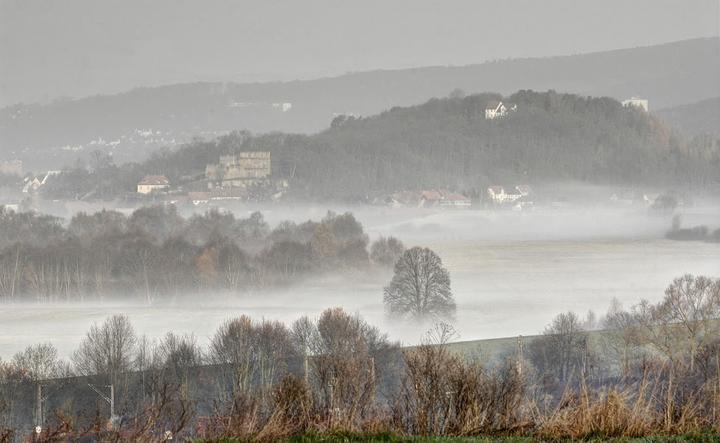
[485,100,503,111]
[139,175,170,186]
[420,190,443,201]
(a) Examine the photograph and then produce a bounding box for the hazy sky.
[1,0,718,106]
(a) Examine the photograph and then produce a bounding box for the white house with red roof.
[137,175,170,194]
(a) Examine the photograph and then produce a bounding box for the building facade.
[206,152,271,188]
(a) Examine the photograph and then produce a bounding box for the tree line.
[40,90,720,202]
[1,274,718,440]
[0,206,406,301]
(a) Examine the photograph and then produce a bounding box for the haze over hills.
[657,97,720,137]
[1,37,719,171]
[3,0,718,106]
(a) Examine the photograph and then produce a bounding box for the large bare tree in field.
[383,247,455,321]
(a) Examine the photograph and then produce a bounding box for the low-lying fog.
[2,202,719,359]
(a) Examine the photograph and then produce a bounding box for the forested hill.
[2,38,719,170]
[44,91,720,201]
[656,97,720,138]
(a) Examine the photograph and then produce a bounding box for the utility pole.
[34,383,51,436]
[88,383,115,426]
[35,384,42,434]
[583,335,588,379]
[516,335,524,376]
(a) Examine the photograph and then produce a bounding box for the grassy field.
[198,431,720,442]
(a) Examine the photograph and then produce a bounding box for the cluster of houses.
[379,189,473,208]
[376,185,534,210]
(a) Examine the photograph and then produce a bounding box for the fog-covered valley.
[2,202,718,359]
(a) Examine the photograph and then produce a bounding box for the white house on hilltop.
[485,101,517,120]
[622,97,649,112]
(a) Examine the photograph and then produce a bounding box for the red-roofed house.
[137,175,170,194]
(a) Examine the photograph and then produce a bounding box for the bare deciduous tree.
[11,342,69,381]
[308,308,389,429]
[529,311,590,382]
[394,323,525,435]
[636,274,720,373]
[383,247,455,321]
[601,298,644,376]
[210,316,295,401]
[210,316,256,397]
[72,314,137,386]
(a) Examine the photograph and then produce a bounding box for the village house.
[22,170,61,194]
[206,152,271,189]
[137,175,170,194]
[421,190,472,208]
[485,101,517,120]
[419,190,443,206]
[487,185,524,204]
[622,97,649,112]
[22,177,41,194]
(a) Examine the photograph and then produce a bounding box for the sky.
[1,0,719,106]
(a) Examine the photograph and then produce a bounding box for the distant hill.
[1,38,719,171]
[656,97,720,137]
[42,91,720,202]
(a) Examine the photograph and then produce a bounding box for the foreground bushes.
[7,341,716,441]
[1,276,719,441]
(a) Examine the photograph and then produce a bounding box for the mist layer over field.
[1,203,719,359]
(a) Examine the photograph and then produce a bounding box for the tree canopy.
[383,247,455,321]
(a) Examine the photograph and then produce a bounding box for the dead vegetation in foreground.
[1,275,719,442]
